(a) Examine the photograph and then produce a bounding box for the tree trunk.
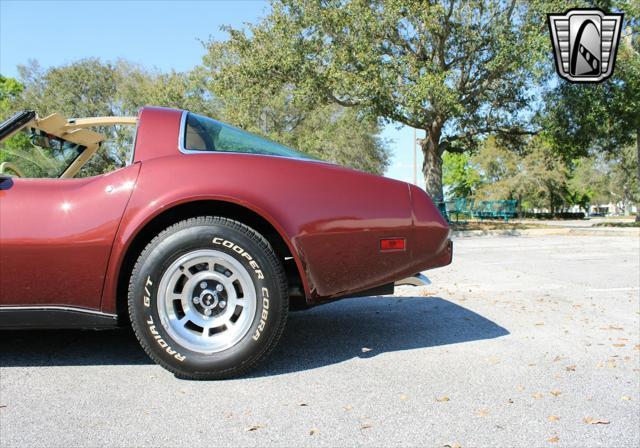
[636,127,640,222]
[421,122,444,203]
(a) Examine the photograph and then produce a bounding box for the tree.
[469,135,571,212]
[0,75,23,114]
[442,151,481,199]
[3,59,219,177]
[544,0,639,217]
[205,0,557,200]
[0,76,69,178]
[4,56,389,177]
[203,45,390,174]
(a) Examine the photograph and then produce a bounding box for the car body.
[0,106,452,377]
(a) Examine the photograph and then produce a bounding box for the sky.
[0,0,424,186]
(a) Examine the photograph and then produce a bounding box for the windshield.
[183,112,314,160]
[0,128,86,178]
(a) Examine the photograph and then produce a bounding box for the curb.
[452,227,640,238]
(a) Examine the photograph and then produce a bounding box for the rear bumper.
[395,273,432,287]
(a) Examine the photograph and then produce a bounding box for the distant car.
[0,107,452,379]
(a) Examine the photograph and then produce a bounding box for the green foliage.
[204,0,561,199]
[461,134,639,214]
[203,44,390,174]
[0,75,23,114]
[469,136,570,212]
[4,59,223,177]
[0,76,60,178]
[442,151,481,199]
[543,1,639,214]
[2,54,388,178]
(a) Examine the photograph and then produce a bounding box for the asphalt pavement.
[1,234,639,447]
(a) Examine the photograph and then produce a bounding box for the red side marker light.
[380,238,406,251]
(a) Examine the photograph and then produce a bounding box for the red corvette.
[0,107,452,379]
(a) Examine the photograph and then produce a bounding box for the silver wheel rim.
[156,249,257,354]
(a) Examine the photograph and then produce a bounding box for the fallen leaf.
[612,343,626,347]
[565,365,576,371]
[516,385,525,392]
[343,405,353,411]
[548,415,560,422]
[548,436,560,443]
[224,412,233,419]
[583,417,610,425]
[0,405,6,409]
[297,402,308,407]
[634,344,640,351]
[309,428,319,436]
[528,363,537,367]
[476,408,489,417]
[621,396,632,401]
[550,390,562,397]
[361,347,372,353]
[444,444,461,448]
[532,393,544,399]
[436,396,450,402]
[360,423,373,430]
[399,394,408,401]
[246,424,265,432]
[507,398,514,404]
[553,356,563,362]
[535,322,545,326]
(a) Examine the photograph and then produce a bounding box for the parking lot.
[1,233,639,447]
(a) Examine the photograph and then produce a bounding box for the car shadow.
[254,296,509,376]
[0,296,509,374]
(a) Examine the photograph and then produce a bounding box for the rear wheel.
[128,216,288,379]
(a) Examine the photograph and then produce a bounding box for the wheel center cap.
[200,290,219,309]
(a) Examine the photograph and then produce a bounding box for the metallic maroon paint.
[0,106,451,318]
[0,164,140,307]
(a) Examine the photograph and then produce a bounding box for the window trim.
[177,110,321,162]
[178,110,195,155]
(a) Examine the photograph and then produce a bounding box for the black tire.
[128,216,288,379]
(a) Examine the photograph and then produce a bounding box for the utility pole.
[413,127,417,185]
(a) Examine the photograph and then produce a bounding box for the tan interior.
[185,125,207,151]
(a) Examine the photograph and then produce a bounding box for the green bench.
[436,198,518,222]
[474,200,518,221]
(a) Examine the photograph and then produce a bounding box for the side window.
[0,128,85,178]
[0,111,138,179]
[183,112,313,160]
[76,126,136,178]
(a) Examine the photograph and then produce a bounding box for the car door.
[0,111,141,310]
[0,164,140,309]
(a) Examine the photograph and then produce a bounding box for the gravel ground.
[1,234,639,448]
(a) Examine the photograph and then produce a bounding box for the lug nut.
[219,301,226,309]
[204,309,212,316]
[216,284,224,292]
[193,297,200,304]
[200,281,207,289]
